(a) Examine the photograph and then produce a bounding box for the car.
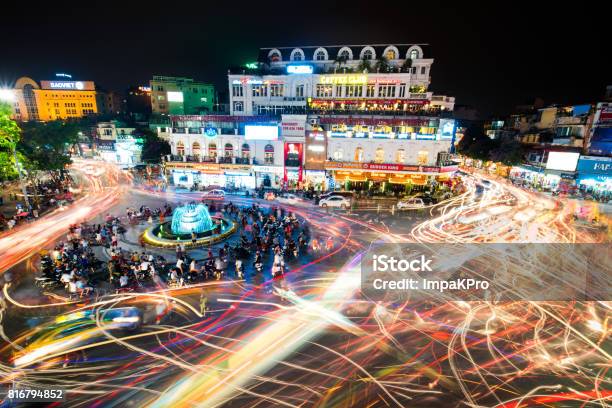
[319,195,351,209]
[319,191,354,201]
[202,189,225,199]
[264,191,276,200]
[397,197,425,210]
[276,193,301,204]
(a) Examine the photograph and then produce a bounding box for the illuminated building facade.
[12,75,98,121]
[228,44,454,116]
[150,76,215,115]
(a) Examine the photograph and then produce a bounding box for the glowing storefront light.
[320,75,367,85]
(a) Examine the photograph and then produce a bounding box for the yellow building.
[13,76,98,121]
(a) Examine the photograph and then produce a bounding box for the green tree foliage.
[140,129,170,163]
[17,121,80,170]
[375,56,390,73]
[357,58,371,73]
[457,123,525,165]
[401,58,413,73]
[489,136,525,166]
[0,102,22,180]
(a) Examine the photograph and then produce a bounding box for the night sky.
[1,1,608,116]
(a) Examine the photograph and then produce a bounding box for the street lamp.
[0,89,31,210]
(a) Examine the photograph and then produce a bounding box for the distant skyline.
[1,0,608,116]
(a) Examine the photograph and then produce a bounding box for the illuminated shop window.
[395,149,405,163]
[354,147,364,162]
[192,142,201,156]
[333,149,343,160]
[417,151,429,165]
[375,148,385,163]
[176,141,185,156]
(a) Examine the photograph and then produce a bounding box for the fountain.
[142,203,236,248]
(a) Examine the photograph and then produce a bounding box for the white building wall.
[326,139,450,166]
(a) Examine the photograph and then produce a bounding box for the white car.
[276,193,301,205]
[319,195,351,209]
[397,197,425,210]
[202,189,225,199]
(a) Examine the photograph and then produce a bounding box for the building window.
[363,49,373,60]
[411,67,417,74]
[315,50,326,60]
[291,49,304,61]
[176,141,185,156]
[398,83,406,98]
[346,85,363,97]
[378,85,396,98]
[241,143,250,159]
[192,142,201,157]
[333,148,343,160]
[375,148,385,163]
[366,84,376,97]
[316,84,332,98]
[264,144,274,164]
[417,151,429,165]
[354,147,364,162]
[232,84,243,97]
[224,143,234,158]
[269,50,281,62]
[295,84,304,98]
[410,49,419,60]
[208,143,217,158]
[339,49,351,60]
[386,50,396,60]
[252,84,267,97]
[395,149,405,163]
[233,101,243,112]
[270,84,284,97]
[421,66,426,75]
[335,85,343,97]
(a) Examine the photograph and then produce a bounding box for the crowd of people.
[0,172,76,232]
[35,200,326,297]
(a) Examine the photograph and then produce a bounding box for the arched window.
[176,141,185,156]
[417,151,429,165]
[208,143,217,158]
[409,49,419,60]
[383,46,399,60]
[224,143,234,157]
[333,148,343,160]
[339,49,351,60]
[375,148,385,163]
[354,147,364,162]
[264,144,274,164]
[315,50,326,60]
[241,143,250,158]
[363,49,373,60]
[268,49,282,62]
[291,49,304,61]
[395,149,405,163]
[192,142,201,156]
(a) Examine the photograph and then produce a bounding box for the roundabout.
[141,202,237,248]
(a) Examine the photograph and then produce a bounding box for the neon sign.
[320,75,367,85]
[49,81,84,90]
[287,65,313,74]
[232,79,264,85]
[245,62,258,69]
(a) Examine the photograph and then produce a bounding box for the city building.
[96,89,125,116]
[93,121,142,166]
[165,43,459,191]
[150,76,215,116]
[126,86,152,121]
[228,44,454,116]
[11,74,98,121]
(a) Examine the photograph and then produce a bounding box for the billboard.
[545,152,580,171]
[281,115,306,137]
[40,80,95,91]
[589,127,612,156]
[284,142,303,168]
[438,118,456,140]
[287,65,313,74]
[167,91,184,102]
[245,125,279,140]
[577,156,612,175]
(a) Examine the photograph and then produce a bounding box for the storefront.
[221,164,256,190]
[324,161,457,192]
[253,165,283,189]
[576,156,612,193]
[303,170,327,190]
[167,163,223,188]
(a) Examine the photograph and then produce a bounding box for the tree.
[401,58,413,73]
[333,55,349,72]
[375,56,390,73]
[0,101,22,180]
[140,129,170,163]
[456,122,495,161]
[357,58,371,73]
[489,135,525,165]
[18,121,80,171]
